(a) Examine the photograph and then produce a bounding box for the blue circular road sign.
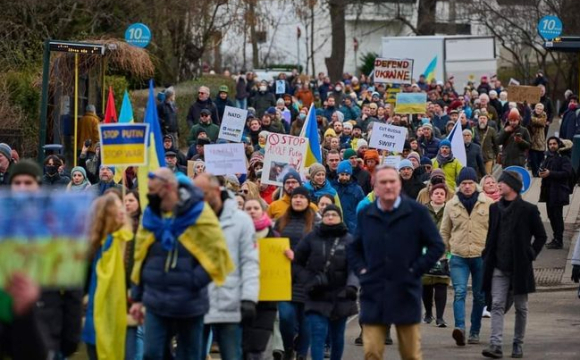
[125,23,151,48]
[537,15,562,40]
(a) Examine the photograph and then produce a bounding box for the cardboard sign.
[276,80,285,94]
[99,123,149,166]
[374,58,414,84]
[261,133,307,186]
[383,155,401,168]
[0,191,93,288]
[187,160,195,178]
[507,85,541,104]
[394,93,427,114]
[204,143,247,176]
[369,124,408,152]
[258,237,291,301]
[218,106,248,142]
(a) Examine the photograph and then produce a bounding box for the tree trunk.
[325,0,346,81]
[417,0,437,35]
[310,2,316,76]
[249,0,259,69]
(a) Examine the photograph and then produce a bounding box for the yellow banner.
[258,237,292,301]
[102,144,146,166]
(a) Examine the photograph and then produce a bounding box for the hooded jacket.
[186,98,220,127]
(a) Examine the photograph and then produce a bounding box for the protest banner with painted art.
[261,133,307,186]
[0,191,93,289]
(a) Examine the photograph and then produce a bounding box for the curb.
[536,284,579,293]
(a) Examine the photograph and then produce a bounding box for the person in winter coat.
[348,166,444,360]
[440,167,492,347]
[304,163,341,207]
[42,155,71,188]
[432,139,463,192]
[416,169,456,205]
[423,183,451,328]
[539,137,574,249]
[267,169,318,220]
[463,130,487,178]
[215,85,236,121]
[243,199,280,360]
[480,175,501,202]
[77,105,101,154]
[188,109,220,143]
[157,87,179,141]
[250,81,276,117]
[129,169,234,360]
[295,83,314,109]
[194,174,259,360]
[420,124,441,159]
[186,86,220,127]
[274,186,320,360]
[473,114,499,176]
[497,108,531,168]
[528,103,547,177]
[339,97,361,121]
[163,134,187,167]
[235,73,249,109]
[332,160,365,234]
[89,165,123,196]
[399,159,426,200]
[558,94,579,140]
[82,193,133,360]
[66,166,91,192]
[261,110,286,135]
[342,148,372,195]
[294,205,359,360]
[481,171,547,359]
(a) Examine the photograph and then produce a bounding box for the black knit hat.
[322,204,342,220]
[291,186,311,202]
[498,170,523,194]
[9,159,43,184]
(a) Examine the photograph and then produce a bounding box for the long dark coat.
[539,153,573,206]
[482,197,547,296]
[347,197,445,325]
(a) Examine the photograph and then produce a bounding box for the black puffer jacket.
[294,223,359,320]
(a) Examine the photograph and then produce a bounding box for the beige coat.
[440,192,492,258]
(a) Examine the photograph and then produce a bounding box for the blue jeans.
[143,311,204,360]
[236,99,247,110]
[126,326,144,360]
[449,256,485,335]
[278,302,309,356]
[307,313,346,360]
[202,323,242,360]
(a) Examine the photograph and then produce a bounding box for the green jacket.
[188,122,220,145]
[0,290,13,323]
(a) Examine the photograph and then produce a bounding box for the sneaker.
[467,333,480,344]
[423,314,434,324]
[482,307,491,318]
[354,333,363,346]
[482,345,503,358]
[511,343,523,358]
[435,318,447,328]
[545,240,563,249]
[272,350,284,360]
[385,334,393,345]
[452,328,466,346]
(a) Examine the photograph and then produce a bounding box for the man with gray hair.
[77,104,100,154]
[478,93,499,122]
[187,85,220,127]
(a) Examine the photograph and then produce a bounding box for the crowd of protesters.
[0,67,578,360]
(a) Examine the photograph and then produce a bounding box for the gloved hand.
[572,265,580,283]
[345,286,358,301]
[241,300,256,324]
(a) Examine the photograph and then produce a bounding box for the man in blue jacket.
[332,160,364,234]
[348,165,445,360]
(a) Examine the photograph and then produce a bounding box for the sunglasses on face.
[148,172,169,183]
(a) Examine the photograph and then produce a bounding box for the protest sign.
[373,58,414,85]
[99,123,149,166]
[383,155,401,168]
[258,237,291,301]
[0,191,93,288]
[218,106,247,142]
[204,143,247,176]
[187,160,195,178]
[369,123,408,152]
[507,85,541,104]
[282,109,291,124]
[386,86,401,105]
[261,133,307,186]
[395,93,427,114]
[276,80,285,94]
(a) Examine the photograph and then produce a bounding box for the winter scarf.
[457,191,479,215]
[253,213,273,231]
[436,151,455,167]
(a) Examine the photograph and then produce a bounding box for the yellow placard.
[258,237,292,301]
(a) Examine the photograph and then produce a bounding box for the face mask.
[259,86,267,92]
[147,193,163,211]
[335,86,342,92]
[299,113,306,120]
[569,103,577,110]
[45,165,58,176]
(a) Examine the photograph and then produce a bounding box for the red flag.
[104,86,117,123]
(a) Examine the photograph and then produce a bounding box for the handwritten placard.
[258,237,291,301]
[204,143,247,175]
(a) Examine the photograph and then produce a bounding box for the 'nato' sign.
[125,23,151,48]
[537,15,562,41]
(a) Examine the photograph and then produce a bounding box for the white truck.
[381,35,497,89]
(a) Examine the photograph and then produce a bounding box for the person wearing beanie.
[422,181,451,328]
[354,138,368,152]
[419,156,434,182]
[363,149,380,174]
[305,163,341,208]
[8,159,43,192]
[399,159,425,200]
[432,139,463,191]
[407,151,421,169]
[274,185,320,360]
[419,123,441,159]
[350,124,364,151]
[89,165,123,196]
[66,166,92,192]
[482,171,547,359]
[331,160,364,233]
[539,137,574,249]
[267,169,318,220]
[440,166,492,347]
[559,94,580,140]
[0,142,14,186]
[497,107,530,168]
[416,169,456,205]
[323,128,337,150]
[41,155,71,188]
[293,200,358,360]
[342,148,372,195]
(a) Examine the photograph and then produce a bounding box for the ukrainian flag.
[137,80,166,206]
[299,104,322,167]
[114,91,135,183]
[424,56,438,82]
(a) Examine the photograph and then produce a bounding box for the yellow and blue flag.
[299,104,322,167]
[394,93,427,114]
[137,80,166,206]
[119,91,134,123]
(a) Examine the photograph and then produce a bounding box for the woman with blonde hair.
[480,174,501,202]
[240,180,261,201]
[82,193,133,360]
